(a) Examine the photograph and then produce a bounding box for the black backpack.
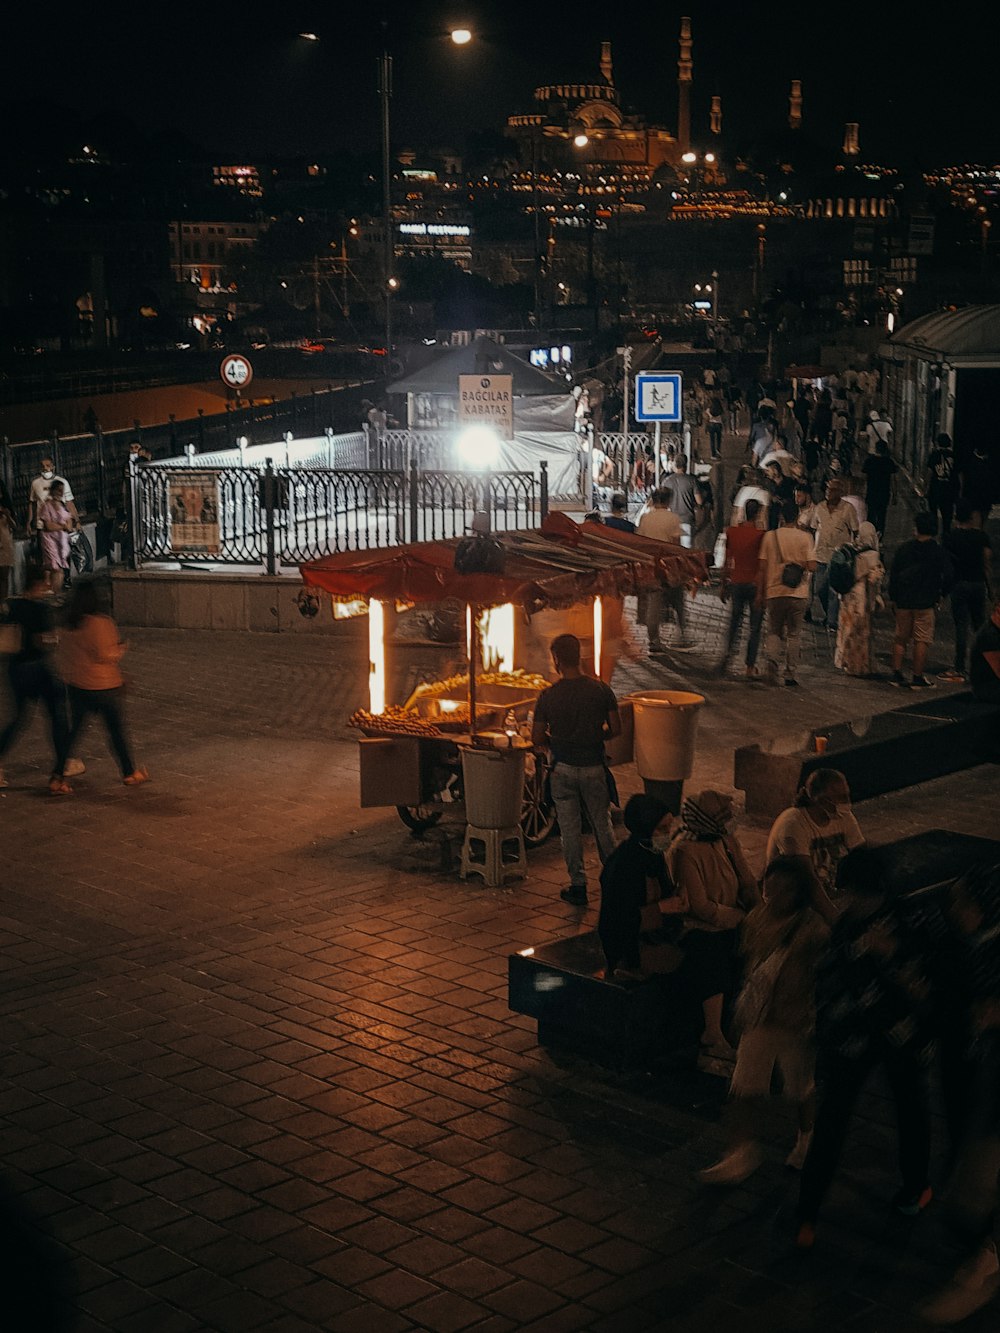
[828,543,859,595]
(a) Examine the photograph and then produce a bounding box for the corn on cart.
[300,513,706,844]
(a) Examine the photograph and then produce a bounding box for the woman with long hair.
[766,769,864,924]
[835,521,883,677]
[56,581,148,789]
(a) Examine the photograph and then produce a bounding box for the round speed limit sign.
[220,354,253,389]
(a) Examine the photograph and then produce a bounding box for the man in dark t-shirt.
[924,434,959,535]
[604,493,635,534]
[533,633,621,905]
[941,500,993,681]
[0,566,69,789]
[862,440,897,536]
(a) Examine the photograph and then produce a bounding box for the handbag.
[774,529,806,589]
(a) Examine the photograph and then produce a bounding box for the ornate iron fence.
[129,462,538,570]
[598,431,684,493]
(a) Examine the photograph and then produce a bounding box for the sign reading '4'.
[220,354,253,389]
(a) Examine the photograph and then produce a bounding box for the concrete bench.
[508,830,1000,1069]
[734,692,1000,821]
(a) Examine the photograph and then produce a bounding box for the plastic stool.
[460,824,527,886]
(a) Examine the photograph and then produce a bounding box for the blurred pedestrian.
[809,479,859,630]
[699,856,827,1184]
[757,499,816,688]
[796,847,935,1248]
[604,493,635,534]
[0,566,71,793]
[835,522,883,677]
[970,603,1000,705]
[939,500,992,683]
[923,433,959,536]
[598,794,682,980]
[637,490,694,651]
[0,477,15,604]
[706,398,724,459]
[862,438,897,536]
[55,581,148,789]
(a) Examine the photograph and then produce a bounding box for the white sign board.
[457,374,514,440]
[220,353,253,389]
[635,372,683,423]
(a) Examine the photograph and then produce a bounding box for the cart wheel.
[396,804,443,838]
[521,761,557,848]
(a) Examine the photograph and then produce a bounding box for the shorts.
[729,1026,814,1102]
[893,608,935,646]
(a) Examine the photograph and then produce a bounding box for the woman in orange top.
[56,581,147,790]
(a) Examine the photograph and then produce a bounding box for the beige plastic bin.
[628,690,705,782]
[461,746,526,829]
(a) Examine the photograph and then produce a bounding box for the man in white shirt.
[808,479,859,630]
[757,498,816,686]
[28,459,79,534]
[637,489,693,651]
[864,411,893,455]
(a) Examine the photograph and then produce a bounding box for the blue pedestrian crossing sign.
[635,372,683,423]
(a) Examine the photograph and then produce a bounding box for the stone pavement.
[2,503,1000,1330]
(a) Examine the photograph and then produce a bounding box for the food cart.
[300,512,706,842]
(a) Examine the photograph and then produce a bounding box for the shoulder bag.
[774,528,806,590]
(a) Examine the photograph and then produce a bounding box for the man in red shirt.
[716,498,766,678]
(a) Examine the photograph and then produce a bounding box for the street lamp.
[450,28,472,45]
[573,133,589,149]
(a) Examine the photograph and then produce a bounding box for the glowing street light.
[456,425,501,469]
[298,32,318,40]
[573,133,589,148]
[450,27,472,44]
[681,151,697,164]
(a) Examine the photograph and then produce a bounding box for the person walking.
[667,455,702,549]
[960,444,997,528]
[0,566,72,793]
[888,511,952,689]
[834,522,883,677]
[796,847,935,1249]
[716,498,765,678]
[27,458,80,537]
[940,500,992,683]
[766,768,864,924]
[532,633,620,907]
[861,438,897,537]
[808,478,860,630]
[636,489,694,651]
[757,499,816,688]
[706,398,724,460]
[924,433,960,536]
[699,856,828,1184]
[55,581,148,789]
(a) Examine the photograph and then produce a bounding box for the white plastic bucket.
[461,747,526,829]
[628,690,705,782]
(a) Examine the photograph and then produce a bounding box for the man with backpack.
[808,479,860,631]
[888,512,953,689]
[923,433,959,536]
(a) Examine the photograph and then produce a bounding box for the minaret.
[843,122,860,156]
[600,40,613,85]
[677,16,692,154]
[789,80,802,130]
[710,95,722,136]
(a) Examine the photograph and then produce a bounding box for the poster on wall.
[167,471,221,554]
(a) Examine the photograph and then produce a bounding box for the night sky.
[6,1,1000,167]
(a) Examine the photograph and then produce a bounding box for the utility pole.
[312,255,321,336]
[378,36,393,372]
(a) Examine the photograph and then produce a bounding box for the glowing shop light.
[456,425,501,469]
[479,603,515,674]
[368,600,386,714]
[593,597,603,680]
[451,27,472,44]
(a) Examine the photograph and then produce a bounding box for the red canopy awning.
[300,512,707,613]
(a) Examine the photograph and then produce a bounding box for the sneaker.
[745,665,760,680]
[910,675,936,690]
[784,677,799,688]
[123,768,150,787]
[919,1243,1000,1325]
[785,1131,812,1170]
[889,669,909,688]
[63,758,86,778]
[648,640,664,654]
[673,638,698,651]
[48,778,73,796]
[937,669,966,683]
[698,1142,763,1186]
[893,1184,933,1216]
[560,886,588,906]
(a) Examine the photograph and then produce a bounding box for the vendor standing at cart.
[533,633,621,908]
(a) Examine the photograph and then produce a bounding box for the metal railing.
[130,460,544,572]
[598,431,684,493]
[0,382,378,522]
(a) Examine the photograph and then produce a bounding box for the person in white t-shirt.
[766,769,864,923]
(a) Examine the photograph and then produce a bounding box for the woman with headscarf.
[834,521,883,677]
[668,790,759,1058]
[598,794,681,980]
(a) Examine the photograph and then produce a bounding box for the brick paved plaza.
[2,539,1000,1330]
